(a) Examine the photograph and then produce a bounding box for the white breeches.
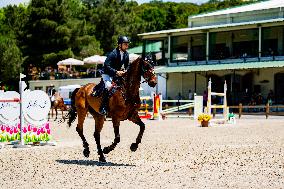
[102,74,113,90]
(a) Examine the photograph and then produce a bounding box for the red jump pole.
[0,98,20,102]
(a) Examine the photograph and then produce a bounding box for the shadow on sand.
[56,159,135,167]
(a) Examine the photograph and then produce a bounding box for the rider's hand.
[116,70,125,76]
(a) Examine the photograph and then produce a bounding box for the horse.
[67,56,157,162]
[49,97,67,121]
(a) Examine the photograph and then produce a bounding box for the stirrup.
[99,107,107,115]
[91,91,97,97]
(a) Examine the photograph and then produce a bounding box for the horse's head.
[140,55,157,88]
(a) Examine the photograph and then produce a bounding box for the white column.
[278,28,283,54]
[259,26,262,58]
[168,35,171,64]
[181,73,183,96]
[188,37,191,61]
[206,32,210,62]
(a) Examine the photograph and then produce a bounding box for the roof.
[139,18,284,37]
[191,0,284,19]
[154,61,284,73]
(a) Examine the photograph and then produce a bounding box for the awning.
[155,61,284,73]
[57,58,84,66]
[139,18,284,38]
[83,55,106,64]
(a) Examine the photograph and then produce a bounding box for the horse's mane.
[124,57,142,105]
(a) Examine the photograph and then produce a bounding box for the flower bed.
[0,122,51,144]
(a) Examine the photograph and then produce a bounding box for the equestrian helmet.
[118,36,130,44]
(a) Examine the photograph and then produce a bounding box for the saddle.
[92,78,105,97]
[92,77,125,98]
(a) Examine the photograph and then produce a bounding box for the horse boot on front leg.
[99,89,109,115]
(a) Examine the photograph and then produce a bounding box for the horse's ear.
[145,53,157,66]
[151,53,157,66]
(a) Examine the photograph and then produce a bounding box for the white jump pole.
[207,78,212,115]
[223,81,227,119]
[13,73,31,148]
[158,94,162,121]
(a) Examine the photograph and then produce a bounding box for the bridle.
[141,58,155,84]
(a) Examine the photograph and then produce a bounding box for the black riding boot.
[99,90,109,115]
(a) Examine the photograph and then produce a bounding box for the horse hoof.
[103,147,111,154]
[99,156,106,162]
[83,148,90,158]
[130,143,138,152]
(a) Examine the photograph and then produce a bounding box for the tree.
[23,0,102,70]
[0,37,23,87]
[0,7,24,87]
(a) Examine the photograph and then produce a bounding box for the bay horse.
[49,96,67,121]
[67,56,157,162]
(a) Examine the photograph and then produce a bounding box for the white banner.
[0,90,51,126]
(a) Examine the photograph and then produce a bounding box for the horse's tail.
[67,88,80,127]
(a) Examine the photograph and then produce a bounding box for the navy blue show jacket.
[101,48,129,77]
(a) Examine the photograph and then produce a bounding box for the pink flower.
[17,123,21,129]
[39,127,43,134]
[13,127,18,134]
[45,123,50,130]
[6,127,10,133]
[36,130,41,135]
[46,129,51,135]
[1,125,5,132]
[27,124,32,132]
[23,127,27,133]
[33,127,37,132]
[9,129,13,135]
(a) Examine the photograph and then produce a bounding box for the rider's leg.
[99,89,109,115]
[99,74,112,115]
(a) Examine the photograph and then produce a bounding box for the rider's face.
[120,43,129,52]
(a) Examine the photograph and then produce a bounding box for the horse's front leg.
[76,108,90,158]
[93,113,106,162]
[129,113,145,152]
[103,119,120,154]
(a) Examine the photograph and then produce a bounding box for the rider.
[92,35,130,115]
[51,89,61,105]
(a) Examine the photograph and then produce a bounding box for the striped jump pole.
[0,98,20,103]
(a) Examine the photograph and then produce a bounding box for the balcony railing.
[167,55,284,67]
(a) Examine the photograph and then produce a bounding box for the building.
[139,0,284,105]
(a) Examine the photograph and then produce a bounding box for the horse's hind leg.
[48,107,54,121]
[93,112,106,162]
[129,113,145,152]
[51,106,54,118]
[103,118,120,154]
[76,108,90,158]
[54,107,58,121]
[48,108,51,121]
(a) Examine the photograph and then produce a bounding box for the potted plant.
[198,113,212,127]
